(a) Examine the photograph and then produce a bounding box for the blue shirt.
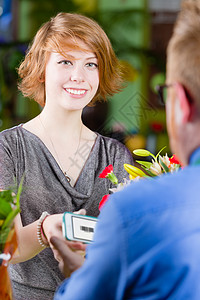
[54,148,200,300]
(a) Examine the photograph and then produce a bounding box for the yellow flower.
[124,164,148,178]
[133,149,151,157]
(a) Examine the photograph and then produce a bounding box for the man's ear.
[175,82,191,123]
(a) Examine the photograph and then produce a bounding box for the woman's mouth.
[65,88,87,96]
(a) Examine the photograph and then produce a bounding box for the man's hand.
[50,236,86,278]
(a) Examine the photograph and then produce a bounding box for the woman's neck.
[39,107,83,138]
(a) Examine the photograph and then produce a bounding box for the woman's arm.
[11,209,86,264]
[11,214,43,263]
[11,212,63,264]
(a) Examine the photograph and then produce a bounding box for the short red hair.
[18,13,124,107]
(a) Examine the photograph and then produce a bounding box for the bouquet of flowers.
[125,147,181,179]
[98,148,181,210]
[0,181,22,300]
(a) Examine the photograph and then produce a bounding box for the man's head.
[166,0,200,165]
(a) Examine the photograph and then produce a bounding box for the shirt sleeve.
[54,197,127,300]
[0,134,16,190]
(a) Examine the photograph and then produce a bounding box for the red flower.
[98,194,110,210]
[169,155,181,165]
[99,164,118,184]
[99,165,113,178]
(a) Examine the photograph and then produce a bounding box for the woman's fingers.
[74,208,86,215]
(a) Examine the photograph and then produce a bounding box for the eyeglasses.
[155,83,194,106]
[155,84,173,106]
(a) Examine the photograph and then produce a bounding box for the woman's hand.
[42,209,86,245]
[10,209,87,264]
[43,209,87,276]
[42,213,63,244]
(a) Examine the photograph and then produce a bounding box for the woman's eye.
[86,62,98,69]
[58,60,72,66]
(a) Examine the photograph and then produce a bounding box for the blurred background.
[0,0,181,155]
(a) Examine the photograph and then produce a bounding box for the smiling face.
[44,45,99,112]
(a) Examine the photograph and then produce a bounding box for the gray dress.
[0,124,133,300]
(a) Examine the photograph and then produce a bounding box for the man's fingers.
[67,241,87,251]
[50,236,85,277]
[50,236,81,261]
[50,236,70,258]
[53,251,62,262]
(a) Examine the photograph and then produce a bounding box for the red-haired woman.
[0,13,133,300]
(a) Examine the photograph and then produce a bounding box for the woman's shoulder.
[0,124,23,141]
[97,133,126,148]
[97,133,132,158]
[96,133,134,172]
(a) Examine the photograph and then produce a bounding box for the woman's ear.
[38,74,45,83]
[175,82,191,123]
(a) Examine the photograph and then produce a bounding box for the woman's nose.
[70,66,84,83]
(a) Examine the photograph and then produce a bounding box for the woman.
[0,12,133,300]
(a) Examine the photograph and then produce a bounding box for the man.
[51,1,200,298]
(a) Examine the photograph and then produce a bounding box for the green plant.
[0,180,23,253]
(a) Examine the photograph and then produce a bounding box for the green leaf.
[16,176,24,208]
[156,146,166,160]
[142,168,157,177]
[1,176,23,230]
[159,156,170,173]
[136,160,153,169]
[0,176,23,253]
[0,227,10,244]
[0,190,14,203]
[1,207,20,230]
[0,199,12,219]
[107,173,118,185]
